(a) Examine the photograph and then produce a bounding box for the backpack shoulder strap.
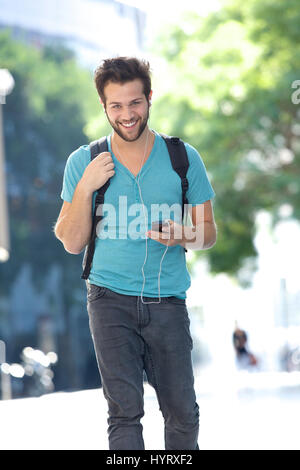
[89,136,108,161]
[159,133,189,218]
[81,136,109,281]
[160,133,189,253]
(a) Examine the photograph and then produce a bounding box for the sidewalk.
[0,371,300,450]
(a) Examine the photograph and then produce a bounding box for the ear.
[100,98,107,113]
[148,90,153,105]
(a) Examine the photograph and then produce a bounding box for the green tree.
[0,30,99,289]
[149,0,300,285]
[0,30,104,389]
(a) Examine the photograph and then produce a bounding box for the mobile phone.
[151,221,169,232]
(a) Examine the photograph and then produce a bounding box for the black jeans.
[87,284,199,450]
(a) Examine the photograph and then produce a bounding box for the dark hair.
[94,57,152,105]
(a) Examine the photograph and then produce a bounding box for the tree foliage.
[0,30,103,294]
[0,30,104,390]
[150,0,300,285]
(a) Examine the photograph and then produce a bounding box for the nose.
[121,105,135,122]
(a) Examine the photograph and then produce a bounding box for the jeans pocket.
[87,284,107,303]
[165,296,186,306]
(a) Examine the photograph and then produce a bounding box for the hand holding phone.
[151,220,169,232]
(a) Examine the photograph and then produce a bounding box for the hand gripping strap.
[81,137,109,280]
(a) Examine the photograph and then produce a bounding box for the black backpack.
[81,133,189,281]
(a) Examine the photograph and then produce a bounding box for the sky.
[119,0,221,50]
[119,0,221,17]
[0,0,221,69]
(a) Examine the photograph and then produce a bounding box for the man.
[54,57,217,450]
[233,323,258,369]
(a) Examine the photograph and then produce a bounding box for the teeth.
[122,121,136,128]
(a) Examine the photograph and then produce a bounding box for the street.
[0,370,300,450]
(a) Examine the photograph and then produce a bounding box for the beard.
[105,103,150,142]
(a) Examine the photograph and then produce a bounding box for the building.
[0,0,146,68]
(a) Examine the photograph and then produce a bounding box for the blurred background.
[0,0,300,450]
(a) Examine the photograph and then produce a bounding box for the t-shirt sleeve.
[60,145,90,203]
[185,143,215,206]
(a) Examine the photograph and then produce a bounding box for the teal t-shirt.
[60,130,215,298]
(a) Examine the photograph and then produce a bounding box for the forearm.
[55,181,93,254]
[180,222,217,251]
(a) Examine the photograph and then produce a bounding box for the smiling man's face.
[102,79,152,142]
